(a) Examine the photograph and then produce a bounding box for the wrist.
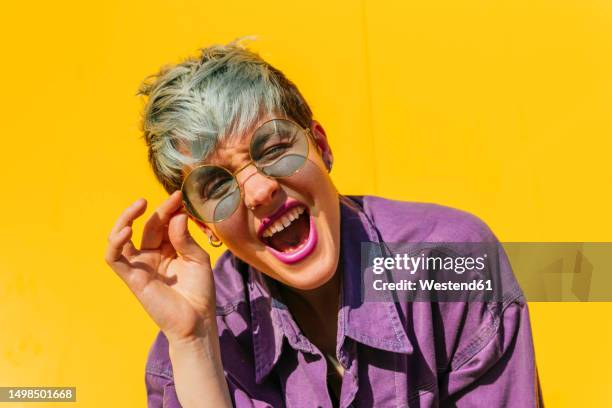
[168,335,224,379]
[165,315,218,346]
[167,318,219,356]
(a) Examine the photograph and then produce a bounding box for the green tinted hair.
[138,40,313,194]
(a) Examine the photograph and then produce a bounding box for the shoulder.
[356,195,497,243]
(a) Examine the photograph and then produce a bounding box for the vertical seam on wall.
[360,0,378,194]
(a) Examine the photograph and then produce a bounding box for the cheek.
[214,208,253,244]
[289,159,335,197]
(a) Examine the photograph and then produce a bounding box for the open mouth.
[258,202,318,264]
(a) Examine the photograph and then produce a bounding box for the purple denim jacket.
[145,195,542,407]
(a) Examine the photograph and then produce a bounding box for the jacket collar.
[249,195,413,384]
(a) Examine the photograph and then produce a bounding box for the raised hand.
[105,191,217,343]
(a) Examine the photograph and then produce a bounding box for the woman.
[105,42,541,407]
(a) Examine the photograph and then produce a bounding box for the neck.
[280,265,343,320]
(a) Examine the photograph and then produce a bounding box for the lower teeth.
[283,241,306,253]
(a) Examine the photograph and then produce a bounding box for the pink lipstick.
[258,199,318,264]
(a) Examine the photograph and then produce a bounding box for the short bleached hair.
[138,40,313,194]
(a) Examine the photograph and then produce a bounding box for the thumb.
[168,213,210,263]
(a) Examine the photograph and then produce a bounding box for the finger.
[109,198,147,239]
[105,226,137,278]
[140,190,183,250]
[168,213,210,263]
[161,207,187,244]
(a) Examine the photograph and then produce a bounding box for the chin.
[288,259,338,290]
[273,236,340,291]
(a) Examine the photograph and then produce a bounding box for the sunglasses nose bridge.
[234,161,259,188]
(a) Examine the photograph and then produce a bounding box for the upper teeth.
[262,206,305,238]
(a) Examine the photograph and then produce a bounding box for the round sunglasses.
[181,118,313,223]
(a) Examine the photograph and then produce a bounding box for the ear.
[310,120,334,172]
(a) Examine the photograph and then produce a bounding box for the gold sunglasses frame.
[180,118,315,224]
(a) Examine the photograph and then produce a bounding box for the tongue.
[268,212,309,253]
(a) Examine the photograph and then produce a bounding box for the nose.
[238,166,280,211]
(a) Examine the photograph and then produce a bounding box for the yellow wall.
[1,0,610,406]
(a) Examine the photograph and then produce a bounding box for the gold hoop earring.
[208,235,223,248]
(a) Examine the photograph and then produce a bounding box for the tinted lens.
[182,166,240,222]
[250,119,308,177]
[212,186,241,222]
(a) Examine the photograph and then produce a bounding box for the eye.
[260,142,292,159]
[201,177,233,199]
[252,130,299,162]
